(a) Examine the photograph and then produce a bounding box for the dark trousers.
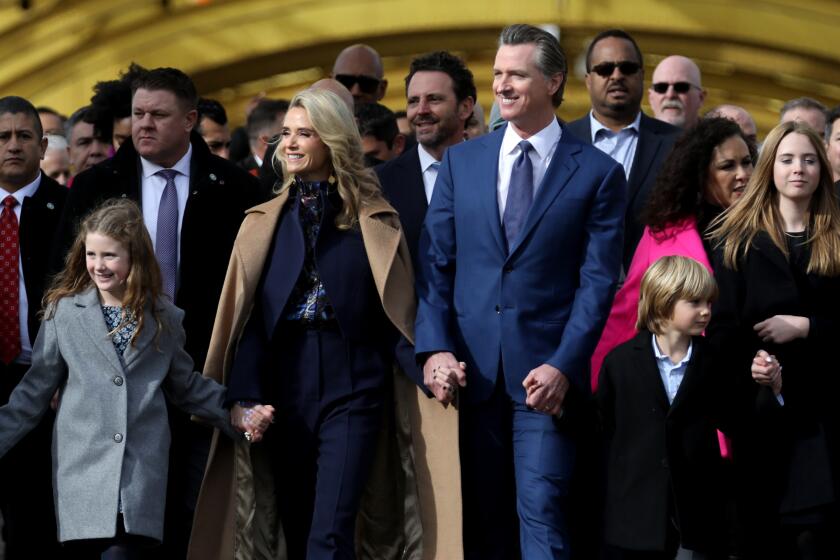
[268,326,386,560]
[62,514,158,560]
[460,379,576,560]
[0,362,61,559]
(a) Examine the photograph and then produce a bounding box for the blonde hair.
[272,88,384,230]
[44,199,163,346]
[708,121,840,275]
[636,256,718,334]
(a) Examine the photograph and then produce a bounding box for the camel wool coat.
[188,189,463,560]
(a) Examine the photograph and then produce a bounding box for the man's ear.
[185,109,198,132]
[377,79,389,101]
[393,133,406,156]
[458,96,476,122]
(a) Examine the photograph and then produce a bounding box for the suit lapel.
[669,341,702,413]
[478,128,508,255]
[402,147,428,212]
[74,289,125,376]
[626,115,663,209]
[634,332,671,411]
[507,136,580,257]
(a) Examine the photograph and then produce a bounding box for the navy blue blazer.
[415,124,626,403]
[566,112,679,269]
[375,146,427,266]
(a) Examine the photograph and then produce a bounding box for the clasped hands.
[751,349,783,396]
[230,403,275,443]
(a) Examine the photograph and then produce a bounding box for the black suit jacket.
[54,132,263,369]
[566,112,679,268]
[375,146,428,265]
[597,331,729,552]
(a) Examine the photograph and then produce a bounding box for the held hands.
[423,352,466,407]
[230,403,275,443]
[753,315,809,344]
[523,364,569,416]
[751,350,782,396]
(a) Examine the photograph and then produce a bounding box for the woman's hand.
[231,403,275,443]
[753,315,809,344]
[751,350,782,396]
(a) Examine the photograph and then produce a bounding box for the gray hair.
[780,96,827,120]
[45,134,68,151]
[498,24,567,107]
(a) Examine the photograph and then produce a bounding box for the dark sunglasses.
[334,74,381,94]
[651,81,696,94]
[590,61,641,77]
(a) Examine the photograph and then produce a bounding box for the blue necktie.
[155,169,179,300]
[503,141,534,250]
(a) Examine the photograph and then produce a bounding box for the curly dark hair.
[642,117,756,233]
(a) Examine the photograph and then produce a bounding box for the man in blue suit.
[415,24,627,559]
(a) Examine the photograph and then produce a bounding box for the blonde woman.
[188,88,461,560]
[708,121,840,559]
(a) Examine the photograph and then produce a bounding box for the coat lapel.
[626,115,662,209]
[74,288,125,376]
[478,128,507,255]
[633,332,671,411]
[669,340,703,413]
[122,303,160,369]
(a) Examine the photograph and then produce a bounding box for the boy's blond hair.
[636,256,718,334]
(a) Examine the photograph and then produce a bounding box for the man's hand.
[423,351,466,406]
[751,350,782,396]
[231,403,275,443]
[753,315,809,344]
[523,364,569,416]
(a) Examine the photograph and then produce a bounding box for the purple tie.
[155,169,179,300]
[503,141,534,250]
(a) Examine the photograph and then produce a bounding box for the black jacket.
[375,146,428,266]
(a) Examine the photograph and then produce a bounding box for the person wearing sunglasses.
[649,55,707,129]
[331,44,388,107]
[567,29,680,269]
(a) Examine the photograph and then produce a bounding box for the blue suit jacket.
[415,124,626,403]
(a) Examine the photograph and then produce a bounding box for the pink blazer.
[591,217,712,390]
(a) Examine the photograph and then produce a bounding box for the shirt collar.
[0,171,42,203]
[417,144,440,173]
[140,143,193,179]
[589,111,641,142]
[501,117,561,160]
[651,334,693,367]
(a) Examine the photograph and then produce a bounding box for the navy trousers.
[266,325,387,560]
[460,379,576,560]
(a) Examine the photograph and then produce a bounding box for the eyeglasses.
[651,82,698,94]
[589,61,642,77]
[334,74,381,94]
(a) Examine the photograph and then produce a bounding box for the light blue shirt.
[589,111,641,180]
[652,335,692,404]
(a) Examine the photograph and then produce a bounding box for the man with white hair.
[648,55,706,128]
[39,134,71,186]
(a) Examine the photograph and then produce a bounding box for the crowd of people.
[0,20,839,560]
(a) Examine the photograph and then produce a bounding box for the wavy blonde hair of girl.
[272,87,385,230]
[44,198,164,346]
[708,120,840,276]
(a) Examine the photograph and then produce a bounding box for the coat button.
[114,376,123,386]
[114,433,123,443]
[495,305,501,313]
[503,265,513,273]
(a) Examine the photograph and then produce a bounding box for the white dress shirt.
[589,111,641,180]
[417,144,441,204]
[140,145,191,267]
[497,118,561,219]
[1,172,42,364]
[652,335,692,404]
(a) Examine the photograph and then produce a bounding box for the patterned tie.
[0,196,21,364]
[155,169,179,300]
[503,140,534,250]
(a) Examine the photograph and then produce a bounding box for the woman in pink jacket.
[591,117,755,389]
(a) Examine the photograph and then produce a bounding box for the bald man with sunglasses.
[649,55,707,129]
[331,44,388,107]
[567,29,679,268]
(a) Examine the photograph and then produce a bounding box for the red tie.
[0,196,21,365]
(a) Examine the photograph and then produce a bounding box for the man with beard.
[375,50,475,263]
[567,29,679,267]
[648,55,706,129]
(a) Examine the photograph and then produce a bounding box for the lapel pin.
[192,190,198,196]
[46,202,55,210]
[209,173,217,181]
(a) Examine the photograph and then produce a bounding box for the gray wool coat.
[0,287,238,543]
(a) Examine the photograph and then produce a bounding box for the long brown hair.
[44,198,163,345]
[708,121,840,275]
[273,88,385,230]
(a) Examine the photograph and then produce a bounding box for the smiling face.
[407,70,471,155]
[132,88,196,168]
[279,106,331,182]
[773,131,821,206]
[493,43,561,135]
[704,135,753,208]
[667,297,712,337]
[86,232,131,306]
[0,112,47,192]
[584,37,644,125]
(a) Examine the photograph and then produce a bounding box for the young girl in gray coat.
[0,199,273,558]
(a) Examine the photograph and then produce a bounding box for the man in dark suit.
[55,67,262,558]
[0,96,66,558]
[566,29,679,268]
[415,25,626,559]
[375,50,476,264]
